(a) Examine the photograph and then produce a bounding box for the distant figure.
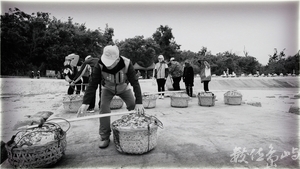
[183,60,194,97]
[56,71,61,79]
[30,71,34,78]
[226,68,229,78]
[232,71,236,77]
[154,55,169,99]
[222,71,226,78]
[36,70,40,79]
[198,60,211,92]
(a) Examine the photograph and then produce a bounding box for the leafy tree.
[1,8,298,77]
[198,46,207,56]
[152,25,181,61]
[103,24,114,46]
[1,8,106,75]
[118,36,158,67]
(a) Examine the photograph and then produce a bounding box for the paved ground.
[0,76,299,168]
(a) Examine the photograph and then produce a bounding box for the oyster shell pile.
[14,125,62,148]
[112,113,156,129]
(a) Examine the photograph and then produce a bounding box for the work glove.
[77,104,89,117]
[135,104,145,115]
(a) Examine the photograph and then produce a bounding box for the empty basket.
[143,95,157,109]
[63,95,83,112]
[198,92,216,107]
[170,93,190,108]
[224,90,242,105]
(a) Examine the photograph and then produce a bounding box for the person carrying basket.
[77,45,145,149]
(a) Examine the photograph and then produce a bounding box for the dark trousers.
[156,78,166,96]
[67,80,82,95]
[82,76,89,91]
[172,77,181,90]
[185,84,193,97]
[88,92,96,109]
[99,89,135,139]
[203,81,209,92]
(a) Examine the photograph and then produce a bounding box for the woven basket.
[170,94,190,108]
[198,93,216,107]
[143,95,157,109]
[112,125,158,154]
[110,96,124,109]
[63,95,83,112]
[224,95,242,105]
[63,99,82,112]
[111,114,163,154]
[5,123,68,168]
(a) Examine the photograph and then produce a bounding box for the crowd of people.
[153,55,211,98]
[62,45,212,149]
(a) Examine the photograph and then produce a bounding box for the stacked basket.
[224,90,242,105]
[143,95,157,109]
[198,92,216,107]
[170,93,190,108]
[5,121,70,168]
[110,96,124,109]
[111,113,163,154]
[63,95,83,112]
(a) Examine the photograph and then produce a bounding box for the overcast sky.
[1,0,299,65]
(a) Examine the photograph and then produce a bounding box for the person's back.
[169,61,183,78]
[183,61,194,97]
[169,57,183,90]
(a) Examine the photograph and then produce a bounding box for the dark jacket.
[73,57,100,83]
[183,65,194,86]
[82,56,143,105]
[168,61,183,78]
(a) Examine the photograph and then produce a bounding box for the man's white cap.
[101,45,119,67]
[170,57,175,61]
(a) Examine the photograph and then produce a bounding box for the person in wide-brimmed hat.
[63,53,82,95]
[77,45,145,149]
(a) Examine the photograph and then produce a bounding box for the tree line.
[1,8,299,77]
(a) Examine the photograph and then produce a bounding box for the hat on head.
[101,45,119,67]
[85,55,91,61]
[170,57,175,61]
[158,55,164,59]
